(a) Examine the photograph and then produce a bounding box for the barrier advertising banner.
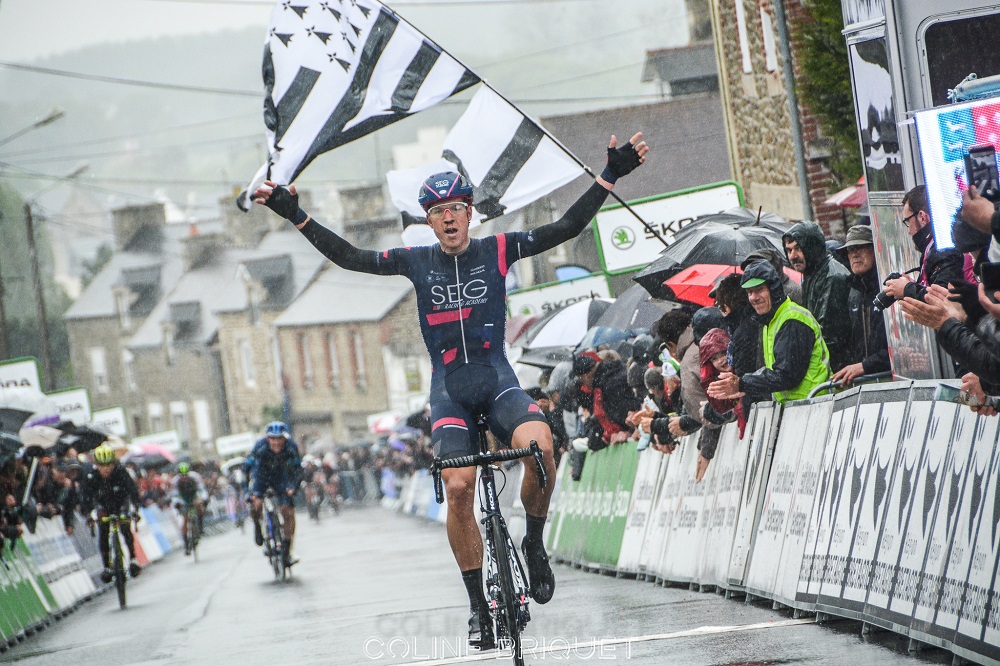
[698,423,746,589]
[638,451,674,578]
[796,389,861,606]
[90,406,128,438]
[727,403,779,588]
[659,438,706,583]
[617,450,665,573]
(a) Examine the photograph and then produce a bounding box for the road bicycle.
[305,481,323,522]
[432,415,547,666]
[99,513,136,610]
[183,503,201,562]
[261,489,290,581]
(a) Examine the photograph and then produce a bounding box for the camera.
[872,272,903,311]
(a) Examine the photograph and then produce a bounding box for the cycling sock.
[524,514,546,544]
[461,568,488,612]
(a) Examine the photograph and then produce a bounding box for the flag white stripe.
[343,24,426,133]
[409,55,471,113]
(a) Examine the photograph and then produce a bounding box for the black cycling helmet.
[417,172,474,211]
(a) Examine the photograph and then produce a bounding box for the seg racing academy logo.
[430,278,490,309]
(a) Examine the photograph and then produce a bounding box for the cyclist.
[301,455,324,518]
[247,421,302,567]
[321,453,341,514]
[253,132,648,648]
[171,462,207,555]
[79,444,142,582]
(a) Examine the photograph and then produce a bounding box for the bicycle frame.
[262,490,288,580]
[99,514,133,609]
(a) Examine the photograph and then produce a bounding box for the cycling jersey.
[248,438,303,504]
[296,181,611,457]
[172,472,206,505]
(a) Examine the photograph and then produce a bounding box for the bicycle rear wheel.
[269,513,284,581]
[113,533,127,610]
[488,515,523,665]
[187,514,199,563]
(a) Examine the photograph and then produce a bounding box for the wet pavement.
[0,508,955,665]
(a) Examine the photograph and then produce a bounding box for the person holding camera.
[831,226,890,387]
[881,185,966,305]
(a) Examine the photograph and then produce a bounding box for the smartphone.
[982,261,1000,292]
[965,144,1000,200]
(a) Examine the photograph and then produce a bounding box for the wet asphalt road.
[0,507,954,666]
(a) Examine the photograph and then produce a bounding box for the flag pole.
[379,2,669,248]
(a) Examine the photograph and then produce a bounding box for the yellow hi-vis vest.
[761,297,831,402]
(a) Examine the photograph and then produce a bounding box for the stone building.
[708,0,842,232]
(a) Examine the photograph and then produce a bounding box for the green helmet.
[178,462,190,474]
[93,444,116,465]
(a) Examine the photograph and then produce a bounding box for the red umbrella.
[663,264,740,307]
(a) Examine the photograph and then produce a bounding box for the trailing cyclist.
[171,462,207,556]
[247,422,302,568]
[253,132,648,649]
[79,444,142,582]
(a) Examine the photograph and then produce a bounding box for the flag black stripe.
[390,42,440,113]
[469,118,545,220]
[294,9,400,181]
[263,45,278,133]
[274,66,322,146]
[452,68,481,96]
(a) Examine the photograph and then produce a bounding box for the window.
[297,333,314,390]
[352,331,367,391]
[115,288,132,332]
[89,347,109,394]
[404,357,422,392]
[170,401,190,444]
[271,335,283,386]
[163,324,176,365]
[240,339,256,388]
[326,333,341,391]
[759,1,778,73]
[122,349,137,391]
[148,402,164,433]
[193,400,212,444]
[734,0,753,75]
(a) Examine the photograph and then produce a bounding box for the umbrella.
[128,442,178,463]
[123,453,174,470]
[0,387,59,438]
[511,345,573,369]
[522,298,613,349]
[663,264,741,308]
[575,326,633,351]
[220,456,246,474]
[633,222,787,298]
[0,432,20,469]
[592,284,678,332]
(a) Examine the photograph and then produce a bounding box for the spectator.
[571,350,641,451]
[711,273,762,434]
[783,221,853,372]
[708,261,831,403]
[526,387,568,466]
[653,310,693,362]
[696,327,738,479]
[882,185,966,304]
[740,247,803,305]
[959,184,1000,263]
[831,225,891,387]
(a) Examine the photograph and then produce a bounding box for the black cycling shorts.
[430,364,547,461]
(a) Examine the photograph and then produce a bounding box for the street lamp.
[0,109,65,150]
[0,108,67,361]
[23,164,89,390]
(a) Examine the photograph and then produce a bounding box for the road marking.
[401,617,817,665]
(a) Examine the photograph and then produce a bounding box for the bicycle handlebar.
[432,440,548,505]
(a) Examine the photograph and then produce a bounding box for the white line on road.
[399,617,817,665]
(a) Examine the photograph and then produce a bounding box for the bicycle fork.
[479,466,531,630]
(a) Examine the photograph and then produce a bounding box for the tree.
[795,0,862,187]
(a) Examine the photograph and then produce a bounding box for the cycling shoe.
[521,536,555,604]
[468,608,495,650]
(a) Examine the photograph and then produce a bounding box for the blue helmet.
[265,421,289,438]
[417,172,474,211]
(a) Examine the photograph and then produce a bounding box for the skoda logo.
[611,226,635,250]
[517,304,537,316]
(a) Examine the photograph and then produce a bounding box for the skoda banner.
[132,430,182,453]
[594,182,743,274]
[215,431,255,457]
[506,273,612,317]
[0,357,41,394]
[46,388,92,426]
[90,407,128,437]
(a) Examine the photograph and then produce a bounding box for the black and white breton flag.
[386,87,584,222]
[238,0,479,210]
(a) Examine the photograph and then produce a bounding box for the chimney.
[112,203,166,252]
[181,231,225,271]
[222,188,314,248]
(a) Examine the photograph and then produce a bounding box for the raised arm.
[516,133,648,258]
[253,181,401,276]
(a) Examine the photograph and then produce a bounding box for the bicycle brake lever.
[529,440,547,489]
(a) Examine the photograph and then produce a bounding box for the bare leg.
[443,466,483,570]
[513,420,556,515]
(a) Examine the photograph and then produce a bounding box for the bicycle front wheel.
[488,515,523,666]
[269,514,284,581]
[113,533,127,610]
[188,514,199,563]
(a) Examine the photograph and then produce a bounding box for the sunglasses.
[427,202,469,220]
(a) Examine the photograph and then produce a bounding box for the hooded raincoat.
[782,222,852,372]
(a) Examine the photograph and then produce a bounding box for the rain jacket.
[582,358,641,450]
[846,267,890,374]
[699,327,738,417]
[936,316,1000,392]
[741,246,803,305]
[782,222,852,372]
[903,225,967,302]
[739,261,831,403]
